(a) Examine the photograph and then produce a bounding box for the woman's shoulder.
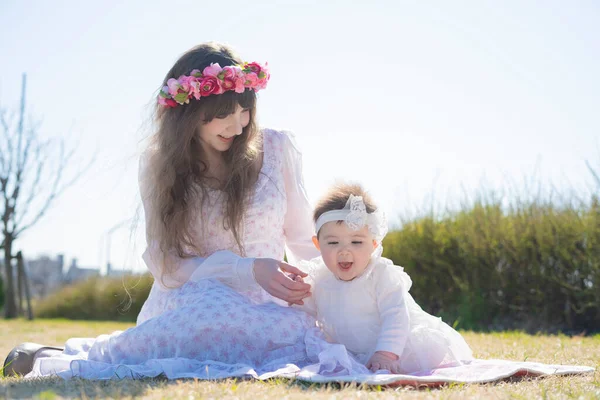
[261,127,301,154]
[261,127,295,140]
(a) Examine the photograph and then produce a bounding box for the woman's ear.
[312,236,321,251]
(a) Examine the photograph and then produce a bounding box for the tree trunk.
[17,254,23,315]
[3,240,17,318]
[0,274,4,311]
[17,252,33,320]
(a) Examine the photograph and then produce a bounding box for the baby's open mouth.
[338,262,353,270]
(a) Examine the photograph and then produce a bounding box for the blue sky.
[1,1,599,272]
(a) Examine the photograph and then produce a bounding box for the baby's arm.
[367,264,411,373]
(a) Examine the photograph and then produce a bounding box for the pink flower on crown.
[166,78,181,97]
[203,63,223,77]
[232,67,248,93]
[221,77,235,91]
[199,76,221,96]
[166,78,192,104]
[188,77,202,100]
[244,72,258,87]
[234,79,246,93]
[177,75,192,92]
[158,96,177,108]
[190,78,202,100]
[245,62,262,74]
[257,63,270,88]
[222,66,243,92]
[255,76,268,90]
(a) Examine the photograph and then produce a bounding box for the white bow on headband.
[315,195,388,242]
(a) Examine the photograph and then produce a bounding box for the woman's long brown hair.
[145,42,261,281]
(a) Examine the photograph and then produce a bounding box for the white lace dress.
[28,128,364,380]
[295,248,474,373]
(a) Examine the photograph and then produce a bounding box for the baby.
[294,183,473,373]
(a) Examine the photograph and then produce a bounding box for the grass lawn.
[0,319,598,399]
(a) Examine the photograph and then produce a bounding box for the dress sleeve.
[279,130,321,265]
[373,261,412,357]
[139,151,256,291]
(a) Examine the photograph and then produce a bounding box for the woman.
[4,42,329,379]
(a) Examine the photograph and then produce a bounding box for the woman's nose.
[228,112,244,135]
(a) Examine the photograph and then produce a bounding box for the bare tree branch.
[1,110,15,181]
[15,141,47,229]
[7,120,38,234]
[17,118,38,178]
[14,144,95,239]
[0,111,7,175]
[2,73,94,318]
[15,74,26,174]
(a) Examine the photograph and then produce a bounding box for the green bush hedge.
[35,273,153,322]
[382,194,600,333]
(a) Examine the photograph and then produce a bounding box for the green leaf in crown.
[174,92,189,104]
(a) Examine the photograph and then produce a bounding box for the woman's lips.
[218,135,234,143]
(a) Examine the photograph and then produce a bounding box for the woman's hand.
[253,258,311,305]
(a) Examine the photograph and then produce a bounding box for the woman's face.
[197,104,250,155]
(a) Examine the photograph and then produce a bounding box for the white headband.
[315,194,388,242]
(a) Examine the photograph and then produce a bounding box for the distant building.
[2,253,137,299]
[106,262,133,278]
[26,254,65,298]
[63,258,100,285]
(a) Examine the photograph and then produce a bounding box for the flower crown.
[158,61,269,108]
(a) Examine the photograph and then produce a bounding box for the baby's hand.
[366,351,402,374]
[284,272,305,283]
[286,273,308,306]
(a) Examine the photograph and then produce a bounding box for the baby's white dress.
[296,248,474,373]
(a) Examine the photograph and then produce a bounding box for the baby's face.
[315,222,377,281]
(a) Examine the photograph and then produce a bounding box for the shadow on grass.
[0,376,166,399]
[0,372,569,399]
[0,376,389,399]
[0,375,432,399]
